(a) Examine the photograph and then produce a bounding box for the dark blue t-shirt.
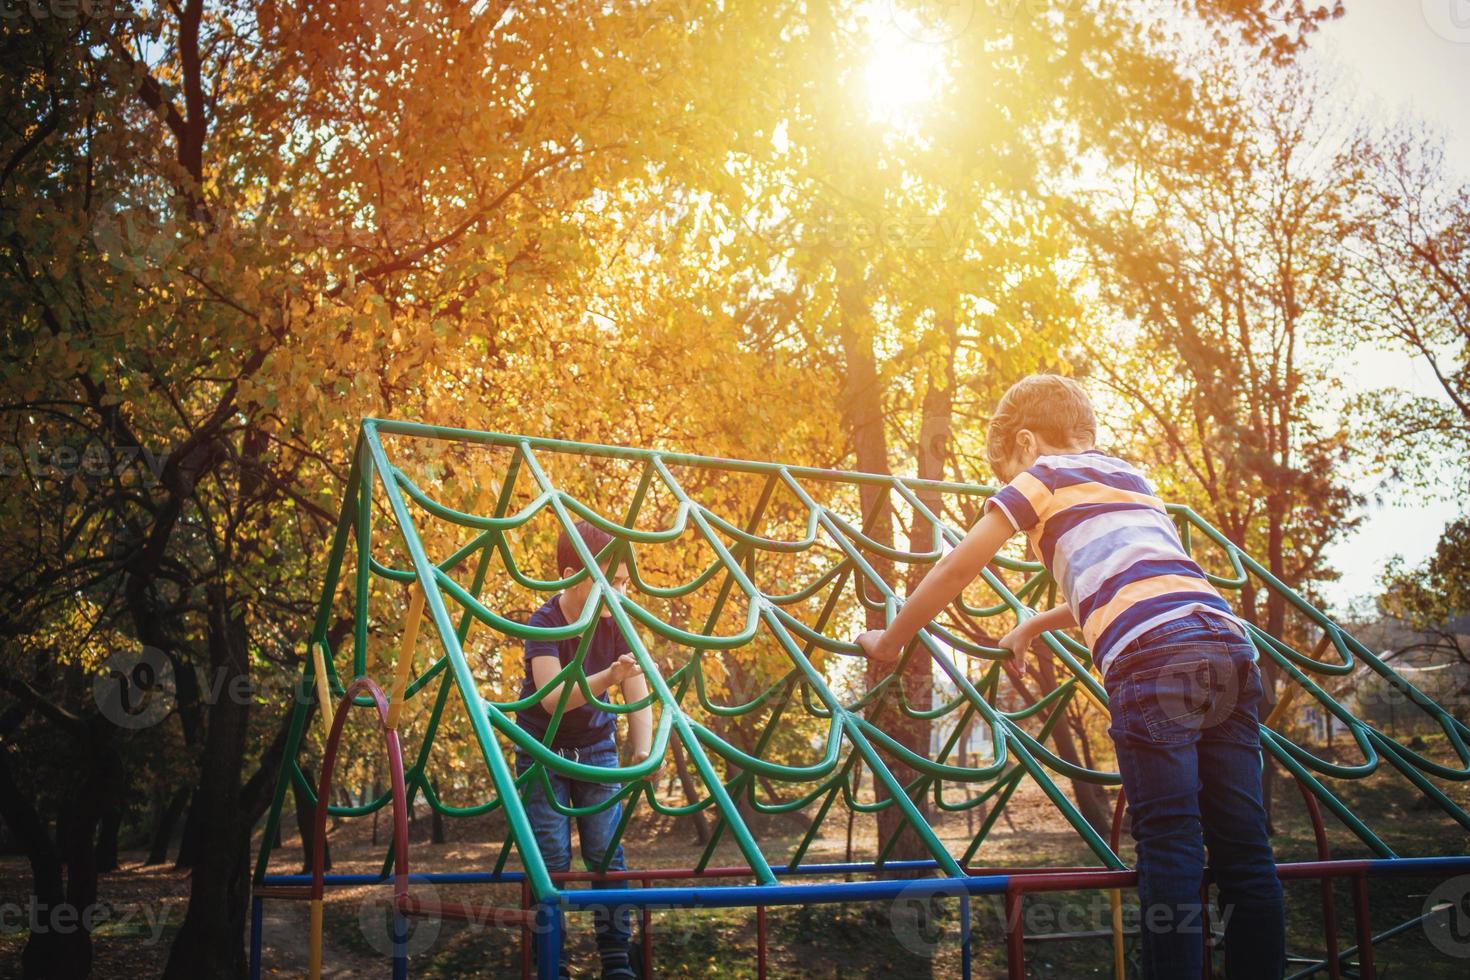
[515,594,629,749]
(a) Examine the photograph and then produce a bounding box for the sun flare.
[863,7,949,126]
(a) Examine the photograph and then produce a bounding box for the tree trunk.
[173,795,201,870]
[371,774,384,847]
[145,788,189,866]
[1033,652,1112,835]
[94,803,123,875]
[162,583,254,980]
[430,779,446,845]
[668,738,710,844]
[835,309,933,866]
[0,737,92,979]
[293,764,330,873]
[92,737,126,876]
[53,722,111,976]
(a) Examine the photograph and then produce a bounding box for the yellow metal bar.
[311,642,334,737]
[1076,670,1109,714]
[309,898,324,980]
[1110,888,1125,980]
[387,585,427,730]
[1261,633,1329,730]
[1265,678,1300,730]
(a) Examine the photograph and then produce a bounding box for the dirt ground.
[4,733,1470,978]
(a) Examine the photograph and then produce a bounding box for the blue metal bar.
[392,909,408,980]
[264,871,527,886]
[248,895,262,980]
[558,876,1012,910]
[1366,855,1470,875]
[259,858,958,888]
[536,900,562,980]
[961,893,972,980]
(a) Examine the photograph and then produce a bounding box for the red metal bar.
[1110,787,1127,853]
[640,872,653,980]
[521,878,531,980]
[1200,881,1213,979]
[312,678,410,906]
[1000,860,1383,896]
[973,865,1110,876]
[1352,874,1375,980]
[1010,870,1138,892]
[1004,886,1025,980]
[757,905,767,980]
[1296,777,1341,980]
[1275,861,1373,880]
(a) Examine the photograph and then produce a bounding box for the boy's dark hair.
[556,519,614,576]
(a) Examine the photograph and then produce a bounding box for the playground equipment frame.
[250,420,1470,978]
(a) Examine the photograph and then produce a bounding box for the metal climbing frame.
[251,419,1470,978]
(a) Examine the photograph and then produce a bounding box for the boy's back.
[985,449,1244,677]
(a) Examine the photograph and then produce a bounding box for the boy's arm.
[529,653,641,713]
[856,508,1015,663]
[997,603,1078,674]
[620,669,664,780]
[1014,603,1078,639]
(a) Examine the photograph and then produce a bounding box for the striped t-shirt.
[983,450,1243,678]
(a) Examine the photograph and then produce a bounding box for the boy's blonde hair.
[986,374,1096,475]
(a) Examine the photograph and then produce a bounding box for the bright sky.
[1312,2,1470,177]
[858,4,1465,613]
[1305,3,1469,612]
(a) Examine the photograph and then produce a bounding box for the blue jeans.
[515,738,632,969]
[1104,612,1285,980]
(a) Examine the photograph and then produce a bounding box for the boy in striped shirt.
[856,374,1285,980]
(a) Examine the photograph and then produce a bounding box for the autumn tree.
[1379,517,1470,667]
[1,2,810,976]
[1340,127,1470,488]
[0,1,1373,977]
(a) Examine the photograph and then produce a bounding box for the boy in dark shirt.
[515,519,659,980]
